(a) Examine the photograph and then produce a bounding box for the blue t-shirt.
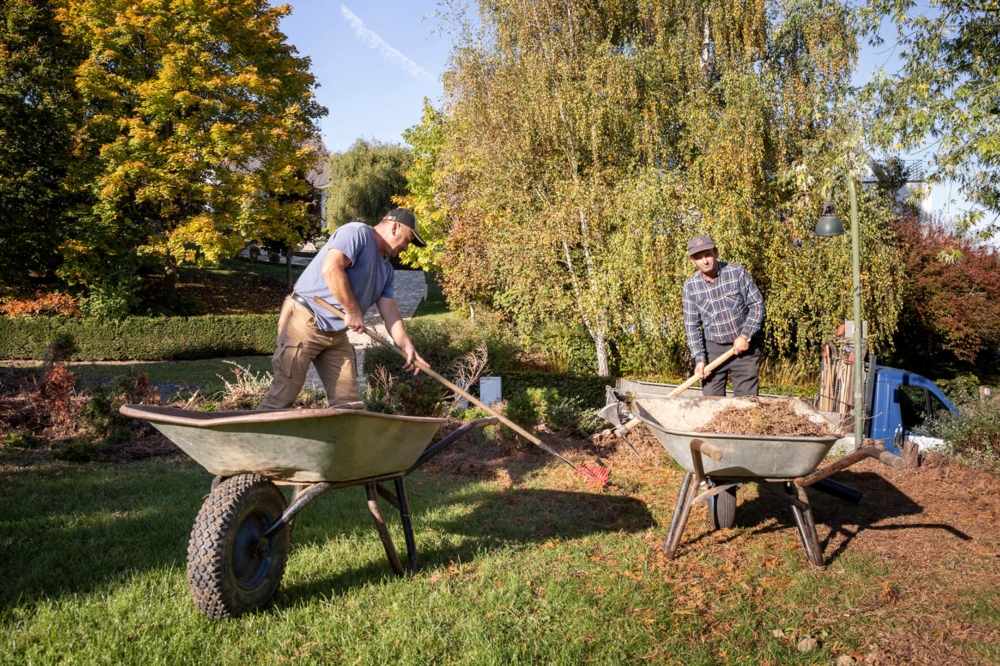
[294,222,395,332]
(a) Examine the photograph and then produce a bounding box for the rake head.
[579,464,610,489]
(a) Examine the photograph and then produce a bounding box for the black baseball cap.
[385,208,426,247]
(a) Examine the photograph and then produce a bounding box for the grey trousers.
[703,339,760,397]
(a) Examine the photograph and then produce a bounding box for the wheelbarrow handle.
[616,347,738,437]
[795,439,905,487]
[309,296,588,475]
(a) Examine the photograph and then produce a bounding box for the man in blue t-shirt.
[258,208,428,409]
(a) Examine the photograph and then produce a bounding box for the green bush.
[502,372,609,409]
[935,374,982,406]
[2,430,44,450]
[931,396,1000,475]
[0,314,278,361]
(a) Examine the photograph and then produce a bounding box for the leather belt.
[290,292,315,313]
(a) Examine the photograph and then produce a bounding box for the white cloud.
[340,5,432,80]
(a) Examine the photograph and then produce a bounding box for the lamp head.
[815,200,845,236]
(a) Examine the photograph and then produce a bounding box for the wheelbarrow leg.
[663,476,699,559]
[365,483,405,576]
[784,482,824,567]
[395,478,418,575]
[666,472,693,544]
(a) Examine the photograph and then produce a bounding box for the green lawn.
[65,356,274,395]
[411,271,459,324]
[3,454,994,664]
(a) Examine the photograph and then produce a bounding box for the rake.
[311,296,610,488]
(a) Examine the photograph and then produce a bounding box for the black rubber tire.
[707,481,738,530]
[187,474,290,620]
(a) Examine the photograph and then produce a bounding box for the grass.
[48,356,273,396]
[5,453,995,665]
[411,271,459,324]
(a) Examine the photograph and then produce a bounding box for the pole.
[847,178,863,451]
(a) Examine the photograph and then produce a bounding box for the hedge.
[502,371,611,409]
[0,315,278,361]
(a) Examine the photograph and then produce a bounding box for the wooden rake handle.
[309,296,580,470]
[619,346,738,435]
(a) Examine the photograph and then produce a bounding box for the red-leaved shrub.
[892,216,1000,366]
[1,292,80,317]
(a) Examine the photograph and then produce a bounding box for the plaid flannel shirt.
[682,262,764,364]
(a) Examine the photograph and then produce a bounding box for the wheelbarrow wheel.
[187,474,290,620]
[707,480,737,530]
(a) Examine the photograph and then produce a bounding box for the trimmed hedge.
[503,371,611,409]
[0,315,278,361]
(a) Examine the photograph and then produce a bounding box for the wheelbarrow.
[120,402,498,619]
[601,394,906,566]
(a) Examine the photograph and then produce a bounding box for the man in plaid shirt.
[682,235,765,396]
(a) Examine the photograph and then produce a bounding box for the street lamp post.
[815,178,864,451]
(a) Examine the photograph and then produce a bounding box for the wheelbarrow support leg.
[782,482,824,568]
[664,440,724,560]
[395,478,418,575]
[366,483,405,576]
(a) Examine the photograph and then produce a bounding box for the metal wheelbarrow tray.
[121,403,497,620]
[627,396,905,567]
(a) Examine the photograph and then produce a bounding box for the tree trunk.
[164,252,178,301]
[594,329,610,377]
[286,247,293,292]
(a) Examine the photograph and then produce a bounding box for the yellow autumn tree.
[55,0,326,310]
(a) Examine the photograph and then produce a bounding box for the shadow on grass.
[278,484,655,607]
[679,470,971,562]
[1,459,654,613]
[0,459,210,611]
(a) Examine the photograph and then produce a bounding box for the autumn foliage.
[0,292,80,317]
[892,216,1000,366]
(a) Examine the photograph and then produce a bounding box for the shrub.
[0,314,278,361]
[935,374,982,406]
[2,430,44,450]
[891,216,1000,370]
[932,396,1000,475]
[0,292,80,317]
[80,369,159,446]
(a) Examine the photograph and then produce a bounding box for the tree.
[394,99,447,272]
[438,0,904,376]
[890,215,1000,372]
[54,0,326,304]
[0,0,82,288]
[324,138,412,229]
[863,0,1000,234]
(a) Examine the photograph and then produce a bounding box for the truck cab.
[866,366,960,455]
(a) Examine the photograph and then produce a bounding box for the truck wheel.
[707,480,737,530]
[187,474,290,620]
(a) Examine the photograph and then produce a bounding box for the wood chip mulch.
[694,398,835,437]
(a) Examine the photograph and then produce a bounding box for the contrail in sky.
[340,5,432,79]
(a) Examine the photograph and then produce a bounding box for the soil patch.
[695,398,834,437]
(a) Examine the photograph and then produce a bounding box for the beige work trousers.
[257,297,362,410]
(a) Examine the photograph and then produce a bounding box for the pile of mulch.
[695,398,834,437]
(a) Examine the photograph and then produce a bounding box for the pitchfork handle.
[617,347,738,436]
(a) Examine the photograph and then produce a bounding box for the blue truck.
[862,360,961,455]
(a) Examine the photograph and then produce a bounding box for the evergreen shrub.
[0,315,277,361]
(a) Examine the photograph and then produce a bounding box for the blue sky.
[280,1,973,221]
[281,1,450,153]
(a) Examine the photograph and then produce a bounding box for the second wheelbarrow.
[121,403,498,619]
[606,395,905,566]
